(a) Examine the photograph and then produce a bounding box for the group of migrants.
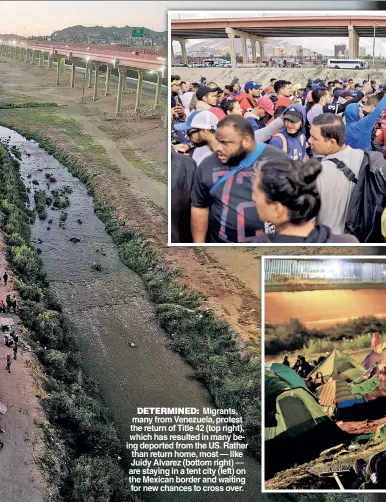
[283,353,326,391]
[171,74,386,244]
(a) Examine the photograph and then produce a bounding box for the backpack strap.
[209,143,266,195]
[328,158,358,183]
[300,134,306,147]
[246,97,255,109]
[275,133,288,154]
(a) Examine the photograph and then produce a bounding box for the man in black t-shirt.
[190,115,289,243]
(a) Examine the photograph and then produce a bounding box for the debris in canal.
[76,219,82,224]
[91,262,102,271]
[69,237,81,243]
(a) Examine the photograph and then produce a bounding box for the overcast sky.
[1,1,386,54]
[0,1,382,35]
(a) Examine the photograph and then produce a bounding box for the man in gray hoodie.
[308,113,364,235]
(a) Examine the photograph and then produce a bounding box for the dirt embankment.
[0,58,369,348]
[0,236,48,502]
[265,289,386,328]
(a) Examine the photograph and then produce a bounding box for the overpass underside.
[0,43,164,116]
[171,21,386,67]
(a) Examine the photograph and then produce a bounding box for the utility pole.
[373,22,377,71]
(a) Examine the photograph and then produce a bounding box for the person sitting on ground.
[237,81,262,113]
[251,156,359,243]
[282,355,290,367]
[270,104,307,161]
[292,355,302,372]
[345,91,386,150]
[306,376,317,393]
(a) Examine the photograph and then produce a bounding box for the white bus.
[327,58,368,69]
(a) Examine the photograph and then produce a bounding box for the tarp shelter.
[0,318,14,327]
[318,379,364,416]
[264,369,347,478]
[269,363,307,390]
[362,350,386,370]
[308,348,365,383]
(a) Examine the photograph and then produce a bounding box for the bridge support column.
[349,25,359,58]
[259,40,265,63]
[171,43,175,66]
[48,55,53,69]
[93,65,100,101]
[154,71,162,108]
[227,33,237,68]
[241,37,248,64]
[39,53,44,67]
[31,50,36,64]
[105,64,111,95]
[180,40,188,65]
[56,59,60,85]
[70,62,76,88]
[115,68,124,115]
[88,62,94,87]
[59,57,65,74]
[251,39,257,63]
[135,70,144,112]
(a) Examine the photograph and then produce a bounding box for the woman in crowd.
[252,157,359,243]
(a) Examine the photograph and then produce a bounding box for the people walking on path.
[6,354,12,373]
[3,271,8,286]
[13,343,18,361]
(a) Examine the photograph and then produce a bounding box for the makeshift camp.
[265,369,347,478]
[270,362,307,389]
[362,350,386,370]
[318,379,364,417]
[308,349,365,383]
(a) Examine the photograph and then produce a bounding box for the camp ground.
[264,343,386,490]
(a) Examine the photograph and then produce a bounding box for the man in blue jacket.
[345,92,386,150]
[269,104,307,161]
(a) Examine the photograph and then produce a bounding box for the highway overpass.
[171,15,386,67]
[0,40,166,114]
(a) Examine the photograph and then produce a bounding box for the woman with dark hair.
[252,157,359,243]
[219,97,244,116]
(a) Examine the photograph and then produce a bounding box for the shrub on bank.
[0,144,139,502]
[0,126,262,462]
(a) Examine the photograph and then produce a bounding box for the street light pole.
[373,22,377,70]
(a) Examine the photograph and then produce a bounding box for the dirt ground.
[0,58,368,348]
[0,237,48,502]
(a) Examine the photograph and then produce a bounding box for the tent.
[318,378,364,417]
[264,369,347,479]
[362,350,386,370]
[269,363,307,390]
[308,348,365,383]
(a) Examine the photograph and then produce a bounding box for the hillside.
[51,25,167,44]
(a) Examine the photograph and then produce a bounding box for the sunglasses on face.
[187,129,201,136]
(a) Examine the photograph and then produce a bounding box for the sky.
[0,1,382,36]
[1,1,386,55]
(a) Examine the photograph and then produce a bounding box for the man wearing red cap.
[244,97,274,131]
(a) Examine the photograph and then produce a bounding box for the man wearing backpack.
[237,81,262,113]
[190,115,289,243]
[269,104,307,161]
[309,113,386,242]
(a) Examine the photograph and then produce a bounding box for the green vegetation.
[0,144,139,501]
[34,190,48,220]
[0,102,59,109]
[266,316,386,355]
[0,124,262,461]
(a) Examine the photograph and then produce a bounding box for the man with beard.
[190,115,289,243]
[174,110,219,166]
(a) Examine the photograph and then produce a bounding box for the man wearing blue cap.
[238,81,262,112]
